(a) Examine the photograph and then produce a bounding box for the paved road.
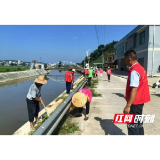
[71,72,160,135]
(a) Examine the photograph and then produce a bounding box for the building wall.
[114,25,149,73]
[136,51,148,73]
[114,25,160,75]
[135,26,149,51]
[147,26,160,75]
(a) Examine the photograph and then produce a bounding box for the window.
[138,57,144,67]
[140,31,145,45]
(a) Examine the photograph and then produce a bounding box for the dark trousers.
[127,104,144,135]
[78,102,90,115]
[26,98,40,122]
[88,78,91,86]
[108,75,110,81]
[66,81,71,94]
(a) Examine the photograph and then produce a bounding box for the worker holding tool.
[26,75,47,131]
[65,69,73,94]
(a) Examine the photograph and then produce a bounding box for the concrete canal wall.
[0,69,50,83]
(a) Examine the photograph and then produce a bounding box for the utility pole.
[86,49,91,69]
[102,48,103,69]
[151,25,155,77]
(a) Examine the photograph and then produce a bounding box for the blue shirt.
[27,83,41,100]
[129,62,140,87]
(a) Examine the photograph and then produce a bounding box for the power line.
[94,25,100,45]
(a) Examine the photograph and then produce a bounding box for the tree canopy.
[81,40,118,67]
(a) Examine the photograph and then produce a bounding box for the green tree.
[58,61,62,67]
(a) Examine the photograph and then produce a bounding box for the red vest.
[125,63,150,104]
[65,71,73,82]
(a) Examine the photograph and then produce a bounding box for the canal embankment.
[13,75,85,135]
[0,69,50,83]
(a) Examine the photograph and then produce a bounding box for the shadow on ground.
[94,117,126,135]
[151,94,160,97]
[112,93,125,98]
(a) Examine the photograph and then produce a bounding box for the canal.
[0,69,81,135]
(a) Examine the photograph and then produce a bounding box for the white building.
[18,60,21,65]
[9,61,12,64]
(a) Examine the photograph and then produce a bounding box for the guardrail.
[33,79,87,135]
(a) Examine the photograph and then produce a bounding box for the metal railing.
[33,79,87,135]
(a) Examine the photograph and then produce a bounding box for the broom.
[40,97,50,117]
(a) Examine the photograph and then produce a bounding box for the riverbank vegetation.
[0,66,30,72]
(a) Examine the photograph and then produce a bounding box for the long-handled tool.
[40,97,50,117]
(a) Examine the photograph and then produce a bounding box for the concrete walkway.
[71,72,160,135]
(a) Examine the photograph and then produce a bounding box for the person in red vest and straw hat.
[65,69,73,94]
[123,50,150,135]
[26,75,47,131]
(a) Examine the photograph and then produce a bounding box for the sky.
[0,25,137,63]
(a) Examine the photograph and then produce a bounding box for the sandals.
[84,117,89,121]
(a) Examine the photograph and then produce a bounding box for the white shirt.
[129,62,140,87]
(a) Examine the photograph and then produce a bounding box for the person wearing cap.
[65,69,73,94]
[72,88,92,120]
[95,68,98,77]
[71,69,76,90]
[87,67,93,86]
[100,68,103,77]
[82,68,85,76]
[85,67,88,76]
[26,76,47,130]
[107,67,111,82]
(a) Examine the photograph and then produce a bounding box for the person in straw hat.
[26,75,47,130]
[72,88,92,120]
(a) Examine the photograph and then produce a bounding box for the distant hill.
[81,40,118,67]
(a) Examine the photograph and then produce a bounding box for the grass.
[53,111,80,135]
[55,96,68,102]
[90,88,102,97]
[0,66,30,72]
[28,114,49,135]
[85,78,102,97]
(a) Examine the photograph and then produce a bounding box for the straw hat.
[34,76,47,84]
[72,69,76,72]
[72,92,87,107]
